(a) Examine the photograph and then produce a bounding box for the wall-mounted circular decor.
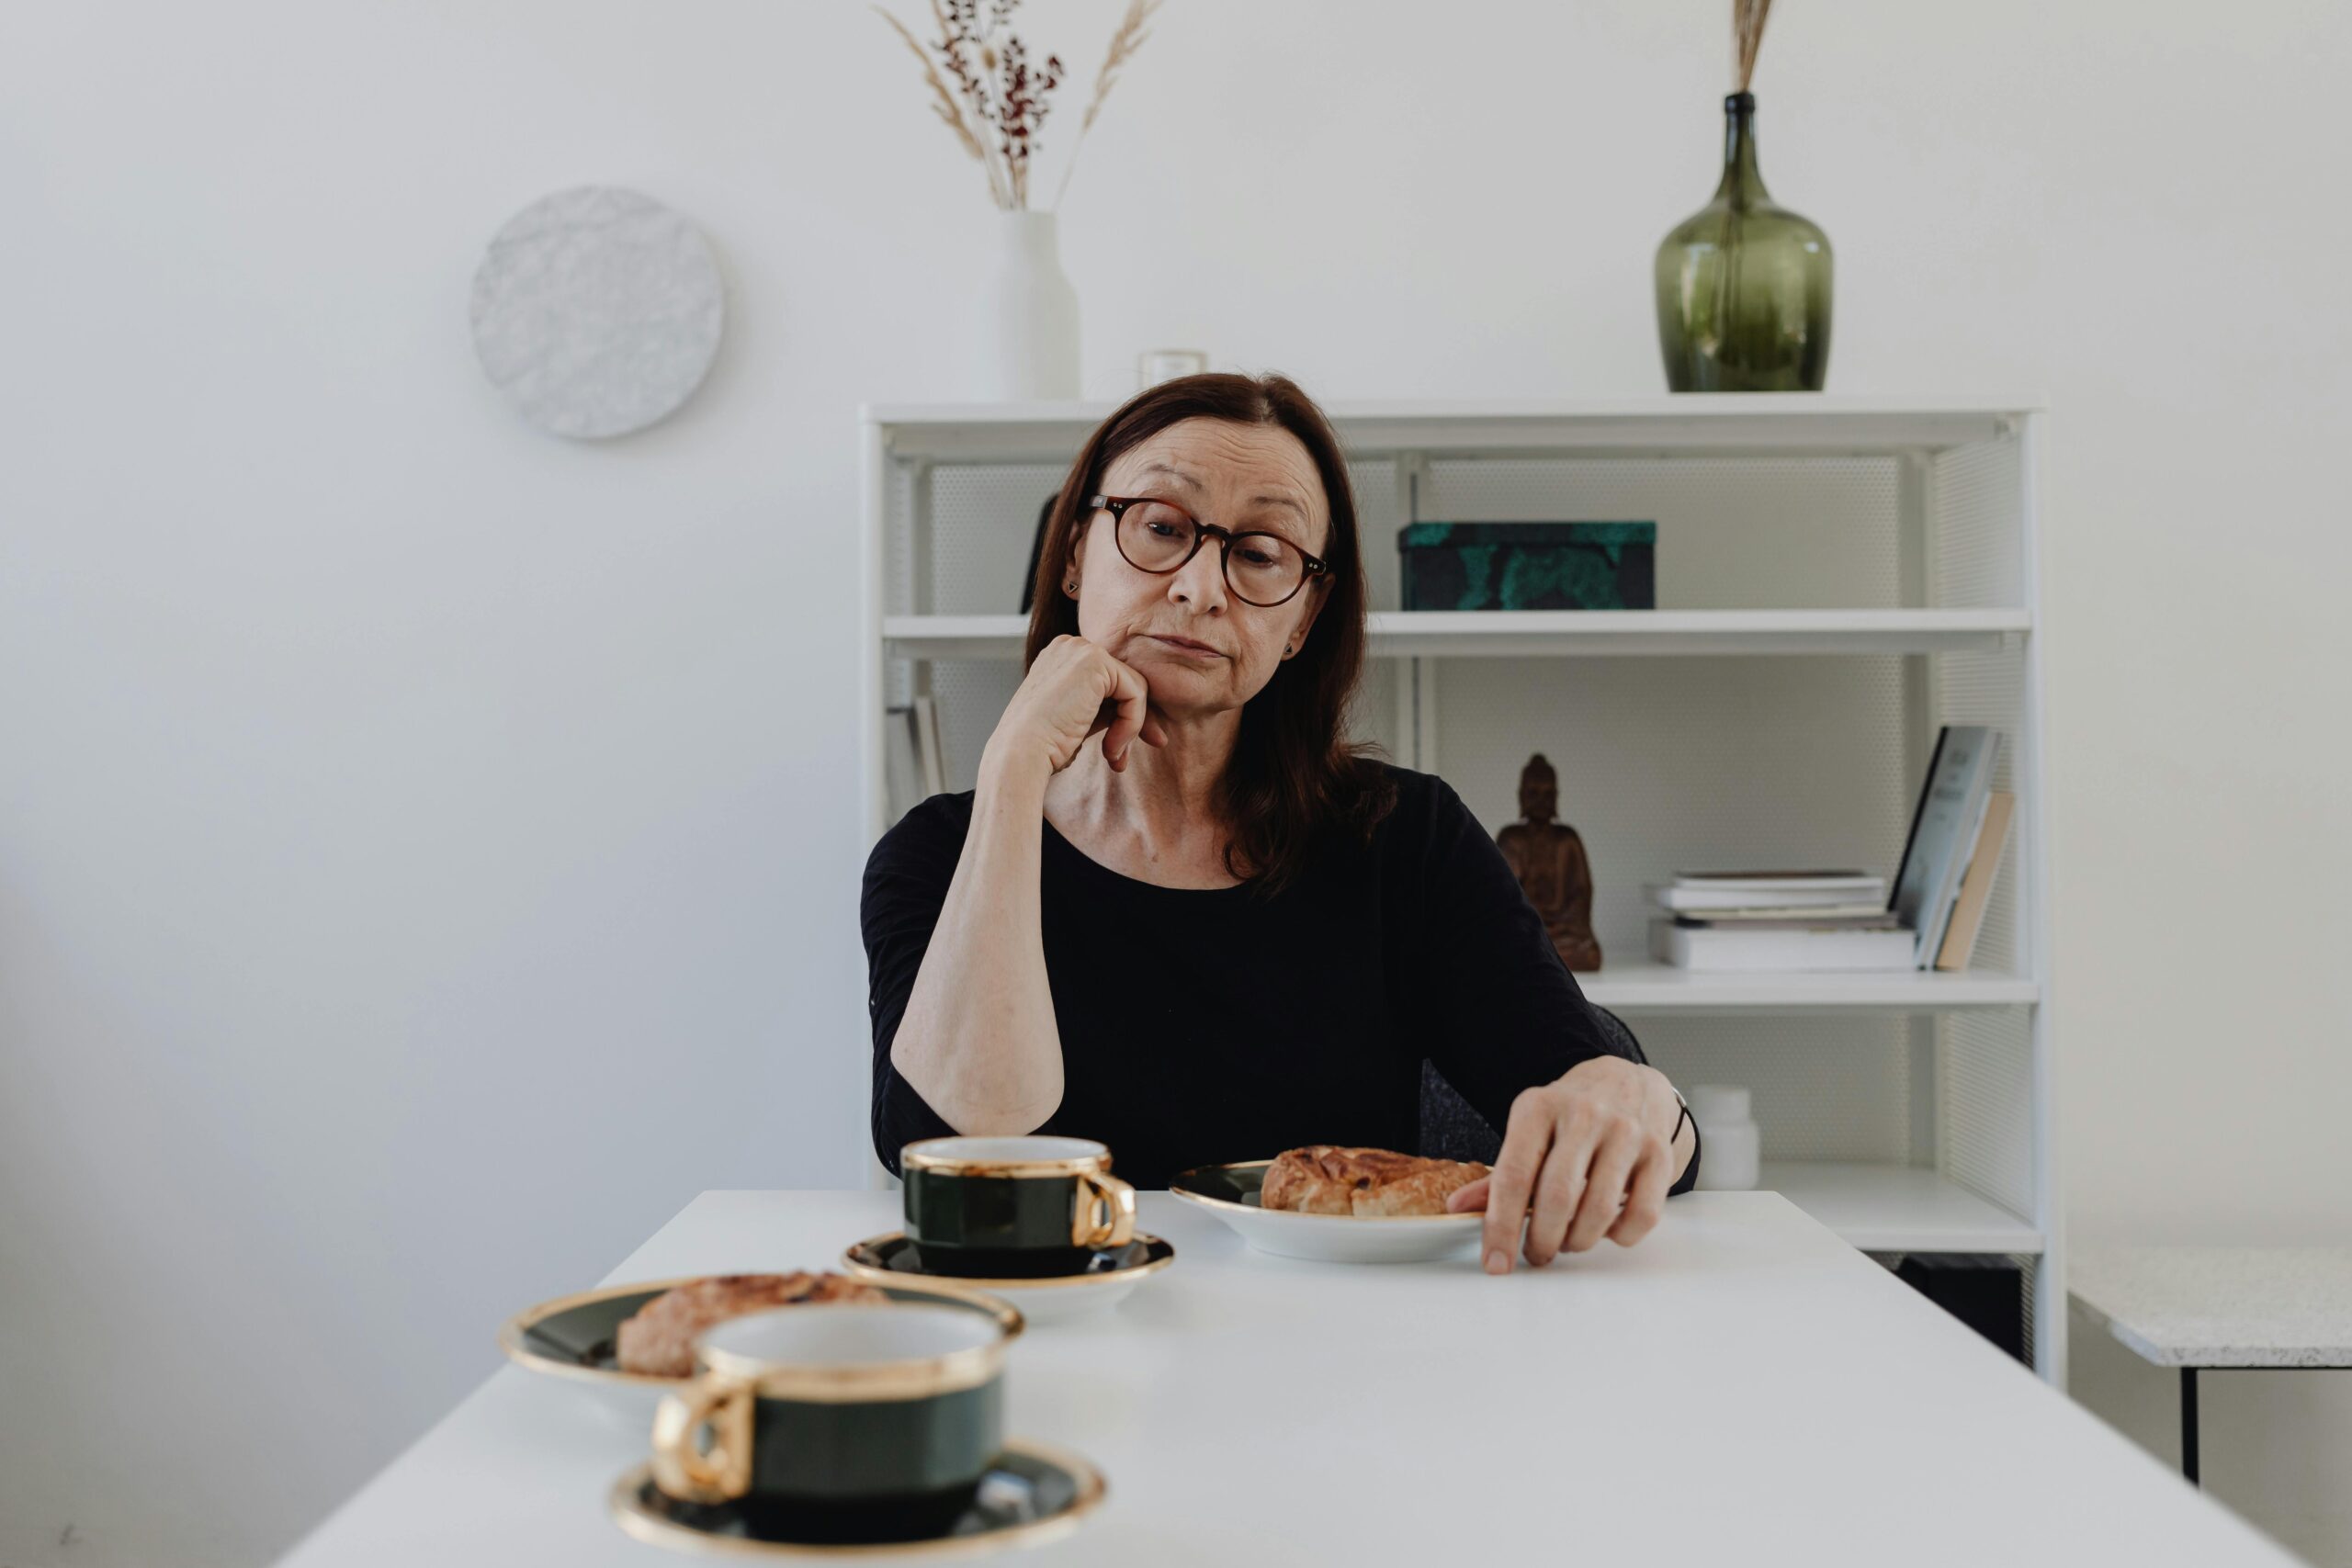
[469,186,725,440]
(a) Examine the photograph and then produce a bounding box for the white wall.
[4,1,2347,1563]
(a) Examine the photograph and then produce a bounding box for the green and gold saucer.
[609,1438,1105,1560]
[842,1234,1174,1325]
[498,1275,1022,1422]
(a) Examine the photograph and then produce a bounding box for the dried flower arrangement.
[875,0,1162,210]
[1733,0,1775,92]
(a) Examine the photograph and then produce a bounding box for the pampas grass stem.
[1734,0,1775,93]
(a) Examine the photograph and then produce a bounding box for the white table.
[2071,1246,2352,1485]
[282,1192,2296,1566]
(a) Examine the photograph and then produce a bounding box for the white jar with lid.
[1689,1084,1760,1190]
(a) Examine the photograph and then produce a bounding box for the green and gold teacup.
[649,1299,1012,1540]
[901,1136,1136,1278]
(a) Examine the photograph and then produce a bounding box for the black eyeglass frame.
[1084,493,1332,608]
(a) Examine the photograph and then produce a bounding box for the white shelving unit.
[885,607,2032,660]
[861,395,2061,1381]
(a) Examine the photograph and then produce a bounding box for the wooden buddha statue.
[1494,753,1602,973]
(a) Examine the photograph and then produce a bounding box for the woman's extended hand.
[981,634,1170,780]
[1445,1055,1685,1273]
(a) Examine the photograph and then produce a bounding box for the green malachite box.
[1397,522,1657,611]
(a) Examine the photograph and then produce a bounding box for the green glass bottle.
[1655,92,1832,392]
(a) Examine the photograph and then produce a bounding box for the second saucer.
[842,1233,1174,1325]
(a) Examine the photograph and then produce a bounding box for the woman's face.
[1069,417,1332,719]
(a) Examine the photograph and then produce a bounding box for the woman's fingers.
[1457,1062,1685,1275]
[1444,1175,1490,1213]
[1006,637,1165,774]
[1479,1096,1551,1274]
[1522,1134,1594,1268]
[1565,1123,1642,1254]
[1096,651,1156,770]
[1003,637,1122,776]
[1608,1138,1673,1248]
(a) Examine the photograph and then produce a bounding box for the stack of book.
[1647,872,1906,972]
[1651,726,2018,974]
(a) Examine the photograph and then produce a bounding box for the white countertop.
[280,1191,2296,1567]
[2070,1246,2352,1369]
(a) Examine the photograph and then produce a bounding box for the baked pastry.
[1260,1145,1488,1217]
[615,1272,887,1377]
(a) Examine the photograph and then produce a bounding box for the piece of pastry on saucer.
[615,1272,885,1377]
[1260,1145,1488,1218]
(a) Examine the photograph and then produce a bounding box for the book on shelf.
[884,705,923,816]
[1017,494,1055,612]
[1933,792,2015,973]
[886,694,951,814]
[1649,919,1916,973]
[911,694,947,798]
[1671,910,1903,931]
[1649,885,1889,917]
[1656,893,1891,921]
[1668,904,1892,923]
[1890,727,2003,968]
[1670,869,1880,886]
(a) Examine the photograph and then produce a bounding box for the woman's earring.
[1065,579,1079,594]
[1283,642,1295,655]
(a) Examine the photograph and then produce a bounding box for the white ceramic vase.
[976,210,1080,401]
[1690,1084,1761,1191]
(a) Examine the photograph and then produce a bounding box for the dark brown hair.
[1023,372,1396,894]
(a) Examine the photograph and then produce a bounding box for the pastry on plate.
[615,1272,887,1376]
[1260,1146,1488,1217]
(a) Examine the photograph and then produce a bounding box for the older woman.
[864,374,1697,1273]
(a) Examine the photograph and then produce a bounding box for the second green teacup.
[901,1135,1136,1278]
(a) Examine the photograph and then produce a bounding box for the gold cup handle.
[1072,1168,1136,1249]
[650,1377,755,1504]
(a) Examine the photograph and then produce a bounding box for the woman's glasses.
[1086,494,1329,608]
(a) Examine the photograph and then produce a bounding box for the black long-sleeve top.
[863,763,1699,1194]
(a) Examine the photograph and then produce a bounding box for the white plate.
[1170,1160,1485,1265]
[841,1234,1175,1325]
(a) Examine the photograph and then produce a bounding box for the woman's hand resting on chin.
[981,634,1169,779]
